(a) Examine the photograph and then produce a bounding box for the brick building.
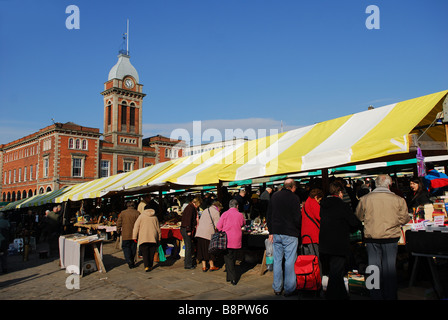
[0,51,185,203]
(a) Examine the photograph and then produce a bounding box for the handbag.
[295,235,321,291]
[207,209,227,254]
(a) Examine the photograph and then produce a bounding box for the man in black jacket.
[267,179,301,296]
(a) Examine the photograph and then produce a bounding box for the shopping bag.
[295,235,321,291]
[158,244,166,262]
[295,255,321,291]
[208,231,227,254]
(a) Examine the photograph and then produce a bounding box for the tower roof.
[108,53,139,83]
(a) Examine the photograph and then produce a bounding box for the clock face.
[125,78,134,89]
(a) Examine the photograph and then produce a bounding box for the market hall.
[1,89,448,299]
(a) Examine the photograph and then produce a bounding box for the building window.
[13,169,16,183]
[43,138,51,151]
[69,138,74,149]
[75,139,80,149]
[107,103,112,126]
[43,157,49,177]
[18,168,22,182]
[121,102,127,130]
[30,165,33,181]
[72,157,83,177]
[130,104,136,132]
[82,139,88,150]
[24,167,27,182]
[123,161,133,173]
[100,160,110,178]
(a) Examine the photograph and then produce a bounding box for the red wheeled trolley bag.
[295,235,321,292]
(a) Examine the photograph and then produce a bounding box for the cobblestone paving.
[0,240,438,301]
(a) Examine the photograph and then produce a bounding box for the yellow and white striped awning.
[137,89,448,186]
[52,160,178,202]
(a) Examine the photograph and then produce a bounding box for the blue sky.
[1,0,447,145]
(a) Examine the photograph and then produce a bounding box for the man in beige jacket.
[355,174,410,300]
[117,201,140,269]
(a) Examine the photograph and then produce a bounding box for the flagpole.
[127,19,129,54]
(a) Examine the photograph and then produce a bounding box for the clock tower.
[101,51,146,149]
[99,44,157,176]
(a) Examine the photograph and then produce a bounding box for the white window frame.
[43,157,49,178]
[72,156,84,178]
[123,160,134,173]
[100,160,110,178]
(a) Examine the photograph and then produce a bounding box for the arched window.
[121,101,127,129]
[75,139,80,149]
[107,102,112,126]
[82,139,88,150]
[69,138,74,149]
[130,102,136,132]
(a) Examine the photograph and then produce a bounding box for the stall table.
[59,234,106,276]
[161,226,182,241]
[242,232,269,275]
[74,222,117,239]
[405,229,448,299]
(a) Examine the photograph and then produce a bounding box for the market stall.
[59,233,106,276]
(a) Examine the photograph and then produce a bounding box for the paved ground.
[0,239,443,303]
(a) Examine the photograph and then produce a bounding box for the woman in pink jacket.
[217,199,246,285]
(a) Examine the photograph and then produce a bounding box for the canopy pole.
[217,181,223,204]
[322,168,329,194]
[158,189,163,217]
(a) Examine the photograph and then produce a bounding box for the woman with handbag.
[216,199,246,285]
[132,205,161,272]
[301,188,323,260]
[195,201,222,272]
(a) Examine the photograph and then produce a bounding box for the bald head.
[284,179,297,191]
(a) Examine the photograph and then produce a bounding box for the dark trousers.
[180,227,195,268]
[140,242,158,268]
[321,253,348,300]
[366,242,398,300]
[224,249,238,282]
[121,239,137,267]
